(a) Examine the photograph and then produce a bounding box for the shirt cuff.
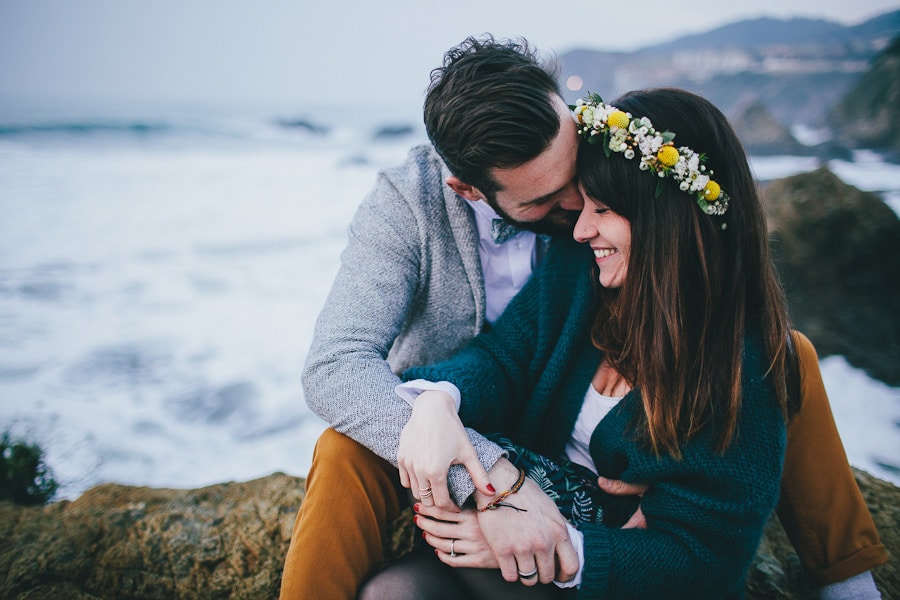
[394,379,461,411]
[553,522,584,589]
[818,571,881,600]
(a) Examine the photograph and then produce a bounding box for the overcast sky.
[1,0,898,114]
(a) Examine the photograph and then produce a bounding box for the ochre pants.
[278,427,406,600]
[279,333,888,599]
[777,332,888,584]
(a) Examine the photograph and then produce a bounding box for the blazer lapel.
[442,164,486,333]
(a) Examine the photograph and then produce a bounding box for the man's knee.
[312,428,393,475]
[316,427,376,459]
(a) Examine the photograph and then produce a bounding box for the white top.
[564,384,623,472]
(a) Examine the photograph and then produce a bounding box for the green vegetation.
[1,432,59,505]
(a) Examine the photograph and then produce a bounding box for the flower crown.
[571,93,730,216]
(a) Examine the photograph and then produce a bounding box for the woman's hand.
[415,504,499,569]
[397,390,495,509]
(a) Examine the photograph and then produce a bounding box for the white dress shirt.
[466,199,539,324]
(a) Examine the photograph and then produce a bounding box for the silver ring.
[518,567,538,580]
[418,486,433,498]
[449,539,457,557]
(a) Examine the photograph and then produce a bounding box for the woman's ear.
[446,176,486,202]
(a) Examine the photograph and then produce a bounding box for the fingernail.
[422,531,427,540]
[487,484,496,494]
[597,477,608,486]
[413,515,418,525]
[413,503,420,513]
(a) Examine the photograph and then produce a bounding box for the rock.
[763,167,900,386]
[831,35,900,158]
[0,469,896,598]
[372,124,415,140]
[731,101,806,156]
[276,118,330,135]
[0,473,303,599]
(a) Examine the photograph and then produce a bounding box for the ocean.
[1,97,898,499]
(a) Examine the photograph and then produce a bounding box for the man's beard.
[485,198,579,237]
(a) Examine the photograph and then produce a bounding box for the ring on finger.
[518,567,538,580]
[418,486,433,498]
[449,539,457,558]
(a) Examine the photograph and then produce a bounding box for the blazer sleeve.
[302,169,419,462]
[301,165,505,503]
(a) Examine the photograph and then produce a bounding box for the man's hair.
[423,35,562,198]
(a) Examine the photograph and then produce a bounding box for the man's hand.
[474,459,579,586]
[598,476,648,529]
[397,390,495,509]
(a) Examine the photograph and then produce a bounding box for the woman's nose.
[573,209,594,243]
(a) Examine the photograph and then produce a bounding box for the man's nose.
[557,183,584,211]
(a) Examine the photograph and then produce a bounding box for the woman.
[360,88,802,599]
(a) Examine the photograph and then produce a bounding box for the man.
[279,36,886,599]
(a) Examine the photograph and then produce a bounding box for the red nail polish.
[413,503,420,513]
[413,515,418,525]
[487,484,496,494]
[422,531,427,540]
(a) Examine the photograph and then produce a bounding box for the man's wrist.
[474,458,519,504]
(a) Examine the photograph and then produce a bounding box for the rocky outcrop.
[831,35,900,158]
[0,473,302,599]
[732,101,806,156]
[0,469,896,599]
[763,167,900,386]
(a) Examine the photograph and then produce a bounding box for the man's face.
[487,96,583,236]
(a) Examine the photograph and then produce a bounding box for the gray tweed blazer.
[302,144,506,503]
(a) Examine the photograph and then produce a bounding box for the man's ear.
[446,176,485,203]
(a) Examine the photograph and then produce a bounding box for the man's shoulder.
[381,144,446,187]
[361,144,457,218]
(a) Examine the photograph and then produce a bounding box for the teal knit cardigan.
[404,237,787,599]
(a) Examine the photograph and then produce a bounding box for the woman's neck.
[592,358,631,397]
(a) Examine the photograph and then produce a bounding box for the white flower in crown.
[571,93,730,216]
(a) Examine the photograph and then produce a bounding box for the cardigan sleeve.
[576,341,788,599]
[403,238,597,504]
[404,237,592,435]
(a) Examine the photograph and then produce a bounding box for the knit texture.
[405,236,787,599]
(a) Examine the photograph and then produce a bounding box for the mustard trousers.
[279,333,887,599]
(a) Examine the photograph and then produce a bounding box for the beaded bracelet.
[478,466,527,512]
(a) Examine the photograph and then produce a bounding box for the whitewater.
[0,99,898,499]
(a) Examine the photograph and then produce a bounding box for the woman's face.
[573,184,631,289]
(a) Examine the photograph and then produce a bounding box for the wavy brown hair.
[577,88,801,457]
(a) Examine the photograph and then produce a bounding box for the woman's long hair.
[577,88,800,456]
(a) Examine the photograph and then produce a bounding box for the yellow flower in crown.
[704,180,722,201]
[657,145,680,168]
[570,93,730,217]
[607,110,630,130]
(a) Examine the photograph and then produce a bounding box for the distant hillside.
[831,34,900,157]
[559,9,900,158]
